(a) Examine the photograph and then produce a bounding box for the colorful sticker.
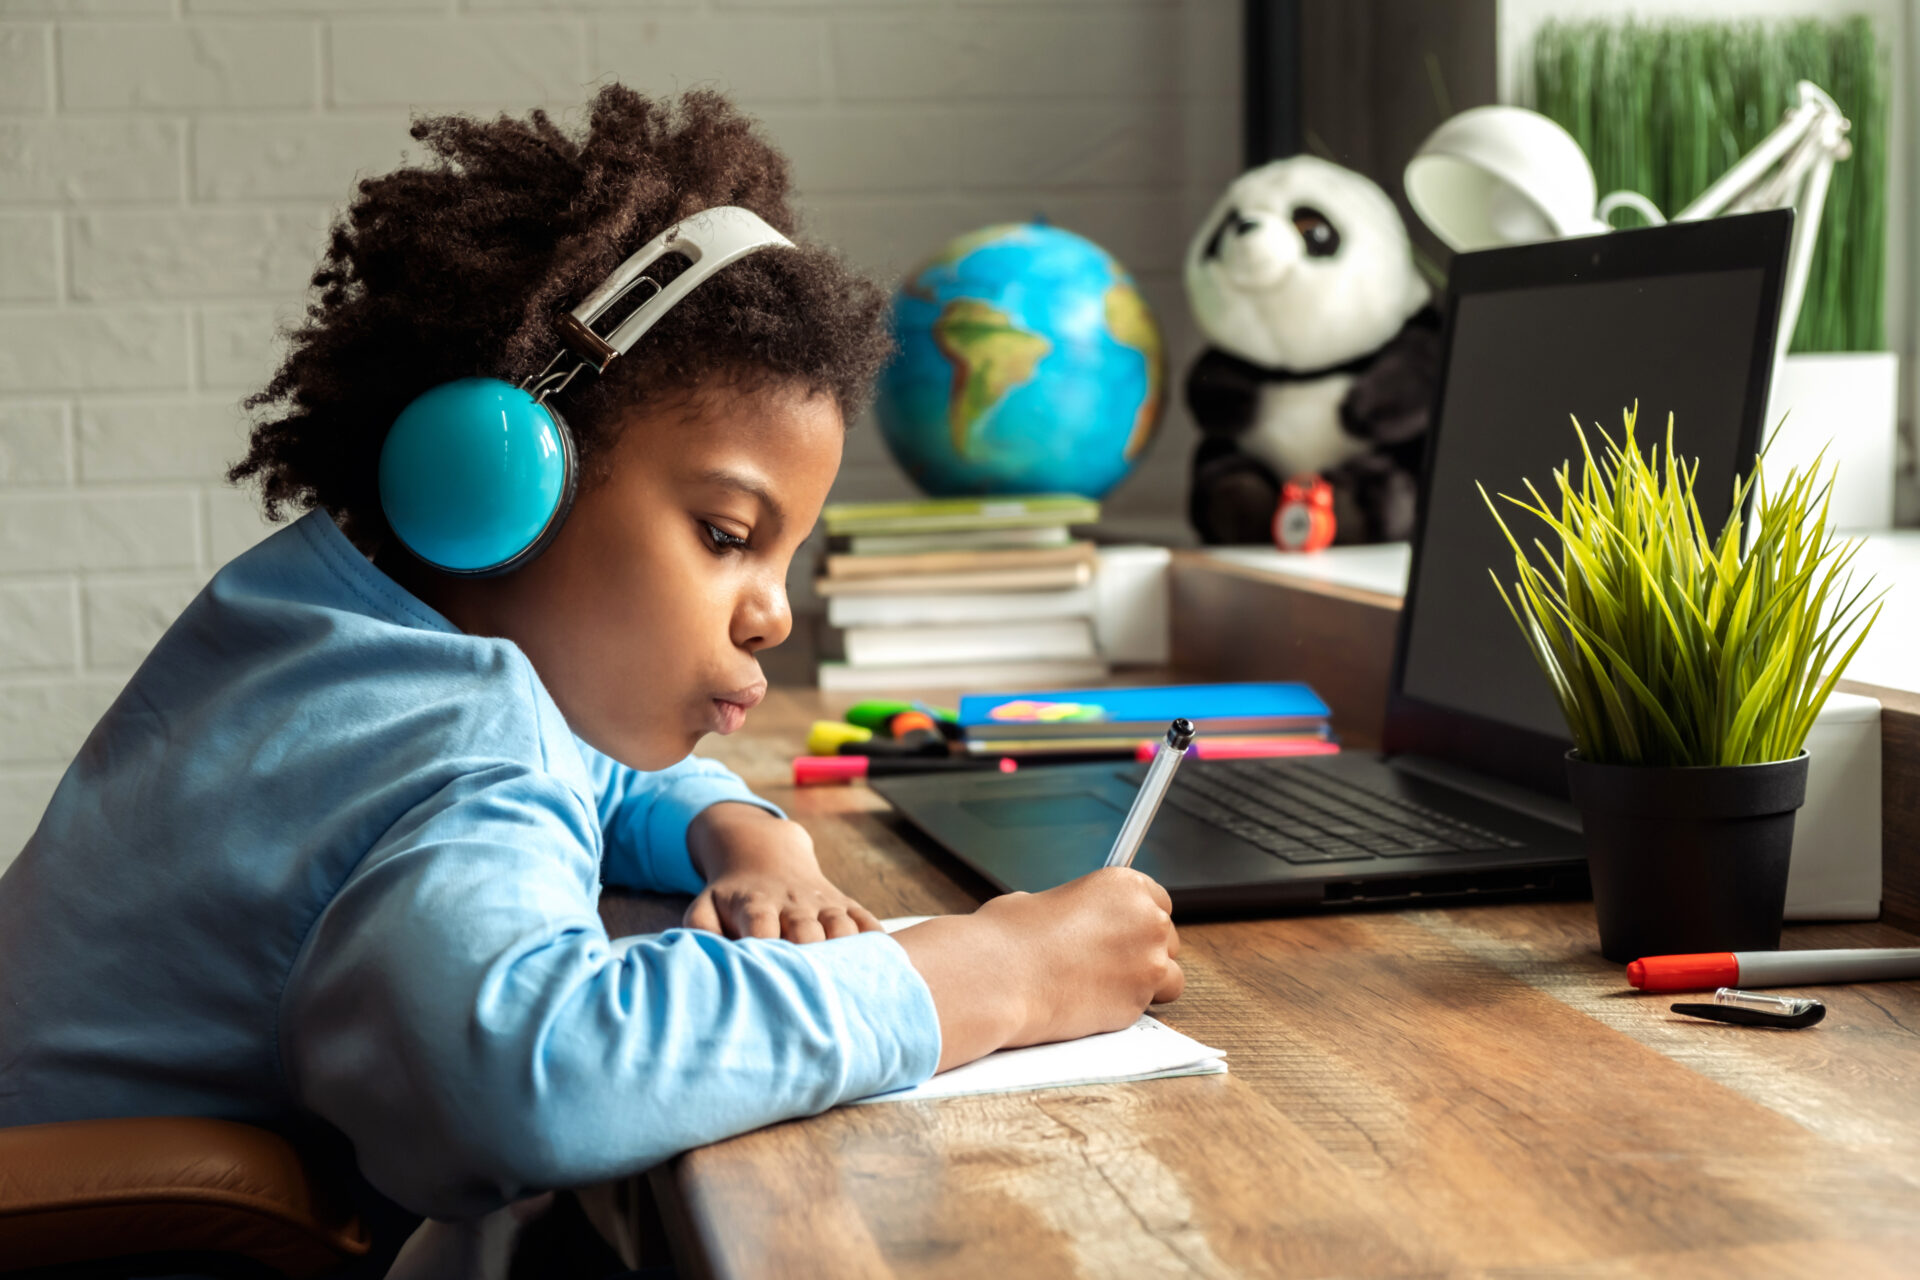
[986,700,1108,724]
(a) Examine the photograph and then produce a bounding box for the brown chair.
[0,1117,370,1278]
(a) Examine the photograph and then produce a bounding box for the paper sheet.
[852,918,1227,1105]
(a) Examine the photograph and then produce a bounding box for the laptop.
[873,210,1793,915]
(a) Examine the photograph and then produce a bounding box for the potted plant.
[1483,407,1881,963]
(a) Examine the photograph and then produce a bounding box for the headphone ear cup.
[379,377,578,576]
[520,401,579,565]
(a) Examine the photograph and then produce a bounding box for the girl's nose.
[733,576,792,653]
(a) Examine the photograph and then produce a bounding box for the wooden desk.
[607,689,1920,1279]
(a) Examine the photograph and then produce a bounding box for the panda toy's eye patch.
[1291,206,1340,258]
[1202,207,1259,261]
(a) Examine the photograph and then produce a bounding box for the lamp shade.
[1404,106,1606,251]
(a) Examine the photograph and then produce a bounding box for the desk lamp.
[1404,81,1852,362]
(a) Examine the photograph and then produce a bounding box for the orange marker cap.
[888,710,938,737]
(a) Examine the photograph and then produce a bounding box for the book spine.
[825,542,1096,581]
[826,586,1095,629]
[817,657,1111,693]
[847,526,1071,556]
[966,716,1331,740]
[843,620,1096,668]
[813,562,1093,596]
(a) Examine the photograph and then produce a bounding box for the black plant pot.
[1565,751,1808,965]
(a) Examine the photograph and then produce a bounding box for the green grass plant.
[1532,17,1887,353]
[1482,407,1881,768]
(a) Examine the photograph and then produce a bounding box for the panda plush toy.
[1185,155,1442,545]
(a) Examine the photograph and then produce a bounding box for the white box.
[1786,691,1881,920]
[1764,351,1899,531]
[1092,546,1170,666]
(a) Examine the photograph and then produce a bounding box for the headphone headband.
[533,206,793,398]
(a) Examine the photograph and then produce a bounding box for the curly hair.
[230,85,893,550]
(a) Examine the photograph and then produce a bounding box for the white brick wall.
[0,0,1241,869]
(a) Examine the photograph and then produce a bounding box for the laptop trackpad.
[962,793,1122,828]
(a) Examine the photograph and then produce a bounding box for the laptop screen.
[1387,213,1789,792]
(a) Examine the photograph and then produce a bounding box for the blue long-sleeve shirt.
[0,509,940,1220]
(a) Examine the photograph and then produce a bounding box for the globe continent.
[876,222,1164,498]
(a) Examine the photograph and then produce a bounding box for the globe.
[875,222,1165,498]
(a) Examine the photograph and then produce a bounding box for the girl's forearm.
[891,915,1030,1073]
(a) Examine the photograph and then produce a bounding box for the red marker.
[794,755,1018,786]
[1626,948,1920,992]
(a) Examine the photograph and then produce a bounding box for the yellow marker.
[806,720,872,756]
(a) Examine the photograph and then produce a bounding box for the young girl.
[0,87,1181,1267]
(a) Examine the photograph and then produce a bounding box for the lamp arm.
[1674,102,1823,221]
[1772,146,1839,362]
[1672,81,1852,363]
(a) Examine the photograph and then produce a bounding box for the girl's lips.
[707,680,765,735]
[710,698,750,735]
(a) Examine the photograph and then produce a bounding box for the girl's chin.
[586,728,701,773]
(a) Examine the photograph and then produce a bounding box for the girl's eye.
[703,521,749,554]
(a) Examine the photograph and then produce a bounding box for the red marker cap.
[1625,952,1739,992]
[794,755,867,785]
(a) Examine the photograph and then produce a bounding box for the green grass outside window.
[1532,17,1887,353]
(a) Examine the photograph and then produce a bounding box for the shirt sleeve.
[277,763,940,1220]
[577,741,785,895]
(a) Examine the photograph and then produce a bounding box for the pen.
[1626,947,1920,992]
[1104,718,1195,869]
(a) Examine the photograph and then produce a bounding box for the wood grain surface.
[609,688,1920,1280]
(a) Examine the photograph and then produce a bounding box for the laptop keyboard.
[1159,758,1527,864]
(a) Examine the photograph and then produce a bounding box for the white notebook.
[852,918,1228,1105]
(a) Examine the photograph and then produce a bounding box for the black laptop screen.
[1398,266,1771,745]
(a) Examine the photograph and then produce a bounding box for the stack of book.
[814,495,1112,692]
[956,682,1334,760]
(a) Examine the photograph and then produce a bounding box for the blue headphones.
[378,207,793,576]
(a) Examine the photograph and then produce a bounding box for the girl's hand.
[891,867,1183,1072]
[684,803,884,943]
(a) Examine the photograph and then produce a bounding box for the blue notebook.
[958,682,1330,739]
